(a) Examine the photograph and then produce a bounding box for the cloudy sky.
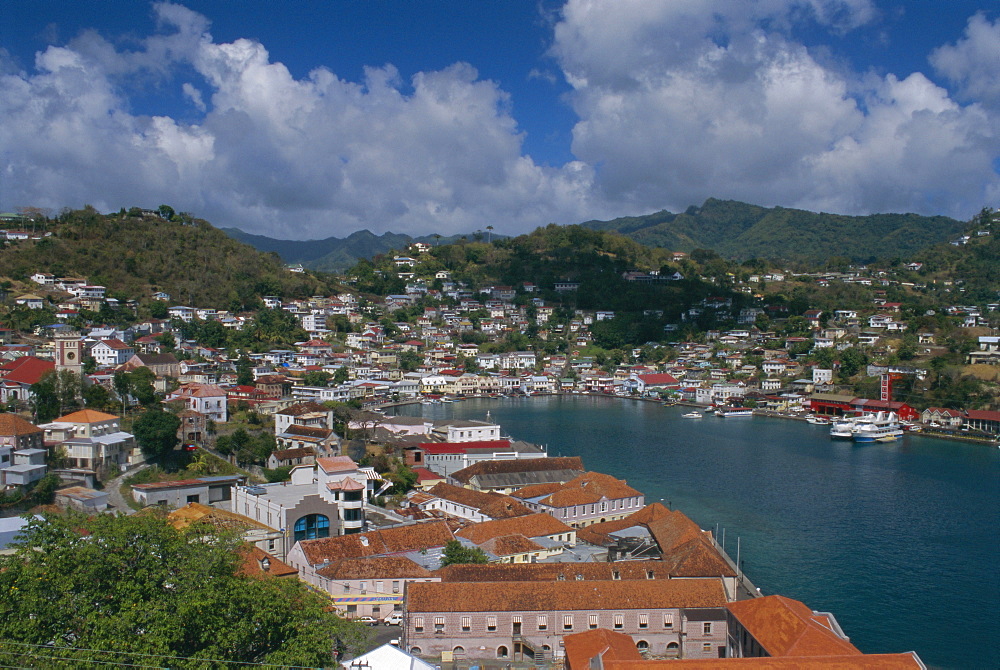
[1,1,998,239]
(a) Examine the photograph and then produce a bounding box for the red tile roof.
[0,413,42,436]
[455,512,573,544]
[563,629,643,670]
[407,578,727,613]
[727,595,861,658]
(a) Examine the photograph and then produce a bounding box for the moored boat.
[682,411,703,419]
[715,407,754,417]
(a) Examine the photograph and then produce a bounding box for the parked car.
[383,612,404,626]
[355,616,379,626]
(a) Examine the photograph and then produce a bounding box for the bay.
[391,395,1000,669]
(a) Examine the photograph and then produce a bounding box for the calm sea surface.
[392,396,1000,669]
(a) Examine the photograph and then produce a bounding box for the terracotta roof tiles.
[407,578,727,613]
[455,512,573,545]
[727,595,862,658]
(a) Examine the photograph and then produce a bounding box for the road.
[102,463,148,514]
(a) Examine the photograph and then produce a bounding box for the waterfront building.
[403,578,728,662]
[511,471,644,528]
[407,482,533,522]
[404,440,547,478]
[449,456,585,494]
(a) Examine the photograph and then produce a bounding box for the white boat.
[807,415,831,425]
[715,407,753,417]
[682,411,703,419]
[853,412,904,443]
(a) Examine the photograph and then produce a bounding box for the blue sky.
[2,1,998,239]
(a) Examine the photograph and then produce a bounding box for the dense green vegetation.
[580,198,966,262]
[0,512,367,668]
[0,207,341,310]
[224,227,503,272]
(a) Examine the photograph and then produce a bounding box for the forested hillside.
[581,198,965,262]
[224,228,506,272]
[0,207,340,310]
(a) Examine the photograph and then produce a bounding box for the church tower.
[54,331,84,375]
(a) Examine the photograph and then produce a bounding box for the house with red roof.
[0,356,55,403]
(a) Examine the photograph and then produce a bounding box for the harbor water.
[392,396,1000,669]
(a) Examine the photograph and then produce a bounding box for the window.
[613,614,624,629]
[452,647,465,658]
[497,646,509,659]
[434,616,445,632]
[638,614,649,629]
[293,514,330,542]
[346,605,357,614]
[646,570,654,579]
[410,647,422,655]
[376,581,384,593]
[588,614,599,629]
[487,616,497,631]
[536,616,548,631]
[414,617,424,632]
[563,615,574,631]
[392,580,400,594]
[612,571,621,580]
[342,584,350,594]
[663,614,674,629]
[703,622,712,635]
[666,642,680,656]
[461,616,471,631]
[359,582,367,593]
[703,643,712,653]
[636,640,649,652]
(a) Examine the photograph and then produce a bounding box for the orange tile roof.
[727,595,862,658]
[407,578,727,613]
[298,520,455,565]
[167,502,272,531]
[434,560,674,583]
[478,533,544,557]
[564,629,642,670]
[455,512,573,545]
[425,482,533,519]
[0,413,42,436]
[575,503,673,545]
[236,546,298,578]
[315,555,433,580]
[604,654,923,669]
[317,456,357,473]
[54,409,119,424]
[514,471,642,507]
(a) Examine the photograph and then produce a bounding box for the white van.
[383,612,404,626]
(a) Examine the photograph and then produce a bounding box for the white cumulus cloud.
[0,0,997,240]
[552,0,1000,220]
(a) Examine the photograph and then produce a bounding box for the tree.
[82,382,111,410]
[235,356,254,386]
[29,371,61,423]
[441,539,488,566]
[302,370,332,387]
[398,350,422,372]
[132,408,181,458]
[0,512,368,668]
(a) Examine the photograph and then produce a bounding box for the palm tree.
[486,225,494,243]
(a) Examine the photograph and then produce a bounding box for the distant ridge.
[225,198,966,269]
[580,198,965,262]
[222,228,503,272]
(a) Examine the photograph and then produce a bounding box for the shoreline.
[374,393,1000,447]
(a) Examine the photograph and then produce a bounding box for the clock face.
[66,352,75,360]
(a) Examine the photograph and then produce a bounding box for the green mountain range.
[222,228,503,272]
[580,198,965,262]
[225,199,966,267]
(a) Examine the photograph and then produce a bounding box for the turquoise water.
[392,396,1000,669]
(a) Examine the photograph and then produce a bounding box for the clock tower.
[55,331,84,375]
